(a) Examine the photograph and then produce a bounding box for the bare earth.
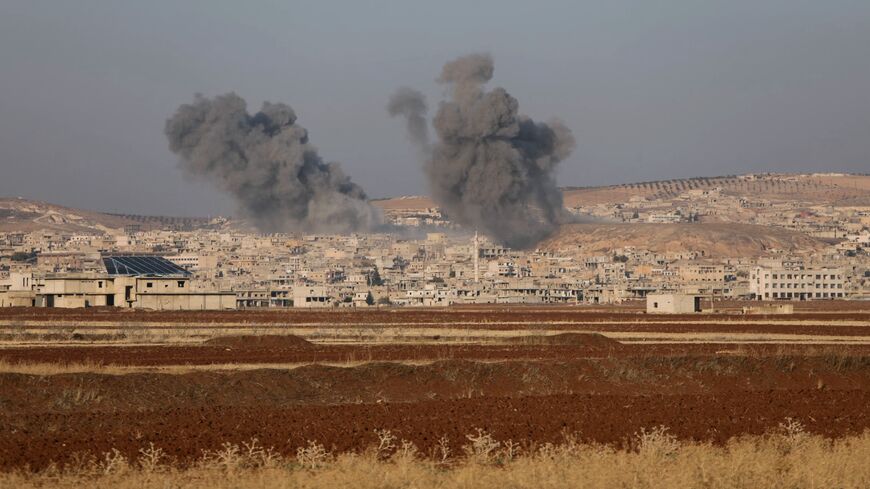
[540,222,828,257]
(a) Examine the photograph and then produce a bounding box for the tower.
[473,231,480,284]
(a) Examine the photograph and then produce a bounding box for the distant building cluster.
[1,173,868,310]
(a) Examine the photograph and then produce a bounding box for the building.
[0,271,37,307]
[293,285,332,308]
[749,266,847,300]
[646,293,703,313]
[236,289,270,309]
[39,256,235,310]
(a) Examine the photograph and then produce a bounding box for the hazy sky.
[1,0,868,216]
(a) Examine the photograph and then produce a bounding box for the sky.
[1,0,868,217]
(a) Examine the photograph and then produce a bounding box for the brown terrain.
[0,305,869,471]
[540,222,828,257]
[561,173,870,207]
[0,198,216,233]
[7,174,867,234]
[370,174,870,211]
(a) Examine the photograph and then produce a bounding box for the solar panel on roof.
[102,256,191,277]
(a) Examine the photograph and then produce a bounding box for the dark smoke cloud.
[387,88,429,148]
[389,53,575,248]
[165,93,381,233]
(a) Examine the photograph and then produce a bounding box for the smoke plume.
[165,93,381,233]
[389,53,575,248]
[387,87,429,148]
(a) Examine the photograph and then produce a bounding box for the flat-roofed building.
[38,255,235,310]
[749,266,847,300]
[293,285,332,308]
[646,293,703,313]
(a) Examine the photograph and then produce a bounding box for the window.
[146,282,153,288]
[653,302,659,308]
[178,281,185,288]
[98,281,103,288]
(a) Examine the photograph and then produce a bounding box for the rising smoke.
[165,93,381,234]
[389,53,575,248]
[387,87,429,148]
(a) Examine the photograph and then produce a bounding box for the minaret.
[473,231,480,283]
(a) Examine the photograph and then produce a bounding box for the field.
[1,303,869,486]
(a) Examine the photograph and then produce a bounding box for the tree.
[368,267,384,286]
[11,251,36,263]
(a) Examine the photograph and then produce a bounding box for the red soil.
[1,305,868,327]
[203,334,314,349]
[2,390,868,471]
[511,332,624,347]
[1,342,869,367]
[0,305,868,472]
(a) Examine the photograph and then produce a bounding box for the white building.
[749,266,847,300]
[646,293,703,313]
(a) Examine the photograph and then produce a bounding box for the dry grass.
[0,358,455,375]
[0,359,130,375]
[3,424,869,488]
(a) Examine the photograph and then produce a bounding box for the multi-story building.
[749,266,847,300]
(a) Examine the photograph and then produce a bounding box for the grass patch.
[3,423,869,488]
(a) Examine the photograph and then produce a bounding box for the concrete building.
[293,285,332,308]
[749,266,847,300]
[646,293,702,313]
[0,271,37,307]
[38,256,235,310]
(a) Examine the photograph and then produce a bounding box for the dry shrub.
[295,441,331,470]
[3,423,870,488]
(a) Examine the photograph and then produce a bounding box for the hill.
[0,198,218,234]
[562,173,870,208]
[4,173,867,234]
[540,223,828,257]
[372,174,870,211]
[371,196,435,210]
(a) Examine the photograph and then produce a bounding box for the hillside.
[372,174,870,211]
[4,173,867,234]
[371,196,435,210]
[0,198,217,234]
[540,223,828,257]
[562,173,870,208]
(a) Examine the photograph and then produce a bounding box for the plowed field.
[0,305,868,472]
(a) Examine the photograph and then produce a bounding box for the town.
[2,173,868,310]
